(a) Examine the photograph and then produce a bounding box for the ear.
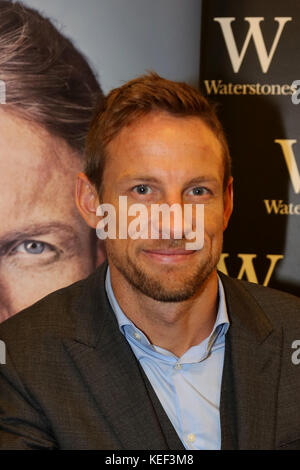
[75,173,100,229]
[223,176,233,231]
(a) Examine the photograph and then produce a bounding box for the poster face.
[0,0,105,321]
[200,0,300,295]
[0,111,100,321]
[0,0,201,321]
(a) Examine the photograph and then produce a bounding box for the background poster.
[200,0,300,295]
[23,0,202,93]
[0,0,201,320]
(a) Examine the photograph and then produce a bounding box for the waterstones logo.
[218,253,283,286]
[264,140,300,215]
[203,80,294,96]
[214,17,292,74]
[275,140,300,194]
[264,200,300,215]
[205,17,293,96]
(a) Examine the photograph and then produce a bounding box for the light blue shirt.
[105,266,230,450]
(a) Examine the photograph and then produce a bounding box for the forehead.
[105,112,224,181]
[0,109,82,230]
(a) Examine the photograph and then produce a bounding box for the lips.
[142,248,197,263]
[145,249,195,255]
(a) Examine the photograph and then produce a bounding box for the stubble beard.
[106,239,222,302]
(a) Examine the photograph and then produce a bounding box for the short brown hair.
[85,72,231,193]
[0,0,103,154]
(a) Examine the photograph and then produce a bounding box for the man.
[1,72,300,450]
[0,0,105,321]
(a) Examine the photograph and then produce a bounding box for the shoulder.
[0,278,82,360]
[219,271,300,326]
[0,264,106,357]
[0,263,110,402]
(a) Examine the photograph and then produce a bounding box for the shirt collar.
[105,265,230,362]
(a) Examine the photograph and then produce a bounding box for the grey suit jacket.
[0,261,300,450]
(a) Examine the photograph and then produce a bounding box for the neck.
[109,264,219,357]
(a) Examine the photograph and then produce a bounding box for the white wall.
[22,0,202,93]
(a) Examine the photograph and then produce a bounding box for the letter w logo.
[275,140,300,194]
[214,17,292,73]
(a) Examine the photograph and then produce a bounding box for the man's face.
[100,112,233,302]
[0,110,97,321]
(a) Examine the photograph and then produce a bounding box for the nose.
[150,191,186,240]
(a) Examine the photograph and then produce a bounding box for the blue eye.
[14,240,51,255]
[189,187,209,196]
[24,241,45,254]
[132,184,152,195]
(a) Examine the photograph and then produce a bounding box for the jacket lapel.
[63,262,282,450]
[219,273,283,449]
[63,262,173,450]
[219,331,239,449]
[138,365,185,450]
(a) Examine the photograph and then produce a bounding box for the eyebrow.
[120,176,161,184]
[183,176,220,186]
[120,175,220,185]
[0,222,79,255]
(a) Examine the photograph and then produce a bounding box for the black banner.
[200,0,300,295]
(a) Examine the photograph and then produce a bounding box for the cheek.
[96,240,107,266]
[0,258,94,316]
[105,236,141,264]
[105,237,128,257]
[204,207,225,237]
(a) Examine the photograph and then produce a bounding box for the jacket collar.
[218,271,282,449]
[71,263,274,348]
[218,271,273,342]
[65,260,183,449]
[66,262,281,450]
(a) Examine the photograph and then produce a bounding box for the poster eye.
[13,240,53,255]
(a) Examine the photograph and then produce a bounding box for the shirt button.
[174,363,182,370]
[134,332,141,341]
[187,433,196,443]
